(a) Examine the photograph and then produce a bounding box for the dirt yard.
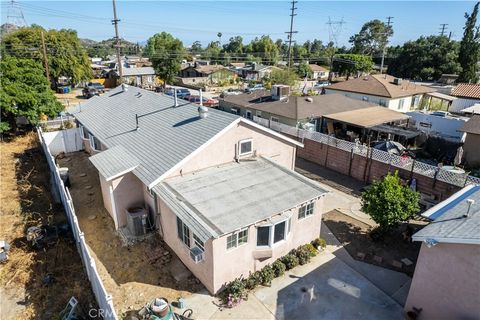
[323,210,426,275]
[0,132,96,319]
[55,88,86,109]
[57,151,204,317]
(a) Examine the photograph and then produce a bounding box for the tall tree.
[0,56,63,132]
[146,32,185,86]
[223,36,244,56]
[458,2,480,83]
[388,36,461,81]
[190,41,203,54]
[247,36,279,65]
[203,41,222,64]
[3,26,92,86]
[349,19,393,56]
[333,53,373,79]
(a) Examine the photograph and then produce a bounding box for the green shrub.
[295,245,311,265]
[304,243,318,257]
[220,277,246,303]
[260,265,275,286]
[281,254,299,270]
[245,271,263,290]
[272,259,286,277]
[312,238,327,250]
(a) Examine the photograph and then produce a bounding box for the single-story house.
[309,64,329,80]
[178,64,236,85]
[405,184,480,320]
[106,67,157,88]
[325,74,436,113]
[239,63,281,81]
[450,83,480,113]
[407,111,468,143]
[219,87,375,131]
[74,85,327,294]
[459,115,480,166]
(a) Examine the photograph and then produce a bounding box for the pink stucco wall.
[111,172,145,228]
[167,121,297,178]
[405,242,480,319]
[99,173,114,221]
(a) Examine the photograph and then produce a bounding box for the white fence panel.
[37,127,118,320]
[42,128,83,156]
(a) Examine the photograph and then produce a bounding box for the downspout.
[109,184,119,230]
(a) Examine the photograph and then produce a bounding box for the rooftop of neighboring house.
[116,67,156,77]
[459,115,480,135]
[451,83,480,99]
[194,64,230,75]
[153,157,327,240]
[323,106,410,128]
[327,74,436,98]
[241,63,280,72]
[222,90,376,120]
[74,85,300,188]
[413,184,480,245]
[228,62,246,68]
[309,64,329,72]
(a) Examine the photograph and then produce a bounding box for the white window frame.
[256,218,290,248]
[398,98,405,110]
[298,202,315,220]
[270,116,279,123]
[177,217,191,248]
[226,228,249,251]
[79,124,89,140]
[256,110,262,117]
[246,110,253,120]
[89,134,101,151]
[238,138,253,157]
[193,233,204,252]
[231,107,239,115]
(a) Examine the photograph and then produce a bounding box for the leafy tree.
[333,53,373,79]
[0,56,63,132]
[296,62,312,78]
[223,36,244,55]
[361,172,420,232]
[275,39,288,58]
[246,36,279,65]
[350,19,393,56]
[3,26,92,86]
[245,54,262,64]
[269,68,297,86]
[203,41,222,64]
[458,2,480,83]
[388,36,461,81]
[292,44,309,60]
[146,32,185,86]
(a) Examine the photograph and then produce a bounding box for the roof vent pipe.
[122,83,128,92]
[199,88,203,106]
[198,105,208,119]
[135,113,139,130]
[174,88,178,107]
[464,199,475,218]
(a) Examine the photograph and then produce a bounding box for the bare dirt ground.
[55,88,86,109]
[0,132,96,319]
[57,151,204,317]
[323,210,427,276]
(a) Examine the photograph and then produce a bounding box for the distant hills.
[80,37,143,58]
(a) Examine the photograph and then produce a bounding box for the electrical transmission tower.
[5,0,27,32]
[285,0,298,68]
[326,17,345,47]
[439,23,449,36]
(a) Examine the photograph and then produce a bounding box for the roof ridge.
[372,74,394,98]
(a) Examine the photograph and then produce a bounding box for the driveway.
[184,251,403,320]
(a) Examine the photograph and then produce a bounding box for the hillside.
[81,37,142,58]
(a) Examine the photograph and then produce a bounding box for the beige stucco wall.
[405,242,480,319]
[463,134,480,167]
[168,121,297,178]
[99,173,115,222]
[111,172,145,228]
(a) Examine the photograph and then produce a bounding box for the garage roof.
[323,106,409,128]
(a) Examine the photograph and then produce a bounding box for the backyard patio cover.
[89,145,140,181]
[323,106,409,128]
[153,157,327,242]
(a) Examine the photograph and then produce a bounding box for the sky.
[1,1,477,47]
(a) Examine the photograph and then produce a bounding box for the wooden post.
[324,136,330,167]
[348,147,354,177]
[40,31,50,86]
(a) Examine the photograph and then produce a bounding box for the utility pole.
[40,31,50,86]
[439,23,449,36]
[380,16,394,74]
[112,0,123,82]
[285,0,298,68]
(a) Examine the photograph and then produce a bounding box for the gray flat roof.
[154,157,327,238]
[74,86,240,187]
[413,184,480,245]
[89,145,140,181]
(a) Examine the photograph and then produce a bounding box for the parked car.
[82,87,99,99]
[88,82,105,93]
[164,87,191,99]
[245,84,265,93]
[220,90,243,98]
[187,95,219,107]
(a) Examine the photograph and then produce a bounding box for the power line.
[439,23,449,36]
[285,0,298,68]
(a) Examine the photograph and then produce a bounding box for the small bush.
[260,264,275,286]
[295,245,311,265]
[281,254,299,270]
[304,243,318,257]
[246,271,263,289]
[312,238,327,250]
[272,259,286,277]
[220,277,246,303]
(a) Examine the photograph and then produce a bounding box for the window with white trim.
[226,228,249,250]
[89,134,101,151]
[193,233,204,251]
[246,110,253,120]
[271,116,279,123]
[256,110,262,118]
[238,139,252,156]
[256,219,290,248]
[298,202,315,219]
[398,99,405,110]
[177,217,191,247]
[79,124,89,139]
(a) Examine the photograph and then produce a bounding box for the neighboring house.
[74,85,327,294]
[405,184,480,320]
[407,111,468,143]
[219,86,375,131]
[309,64,329,80]
[239,63,281,81]
[450,83,480,113]
[106,67,157,87]
[325,74,435,112]
[178,64,236,85]
[459,115,480,166]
